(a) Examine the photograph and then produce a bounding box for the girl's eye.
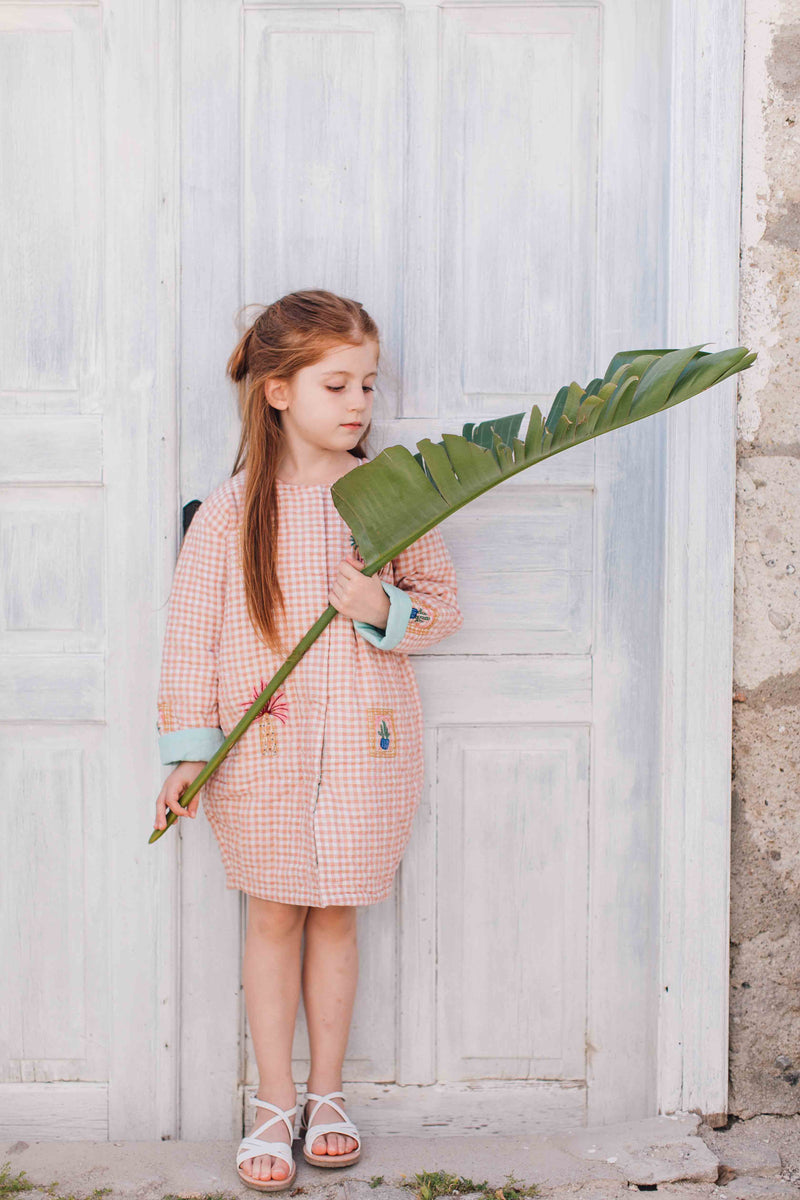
[326,385,375,393]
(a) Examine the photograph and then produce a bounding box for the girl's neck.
[275,451,365,488]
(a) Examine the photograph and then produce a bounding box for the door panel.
[437,724,590,1082]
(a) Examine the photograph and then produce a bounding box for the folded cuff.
[158,726,225,766]
[352,580,414,651]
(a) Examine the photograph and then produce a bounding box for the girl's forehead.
[313,340,380,372]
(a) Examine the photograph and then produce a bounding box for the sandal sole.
[302,1147,361,1167]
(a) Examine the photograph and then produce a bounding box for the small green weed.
[0,1162,115,1200]
[397,1169,539,1200]
[0,1162,35,1197]
[37,1185,112,1200]
[161,1194,237,1200]
[368,1178,385,1189]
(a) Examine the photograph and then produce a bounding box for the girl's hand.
[329,553,391,629]
[153,761,207,831]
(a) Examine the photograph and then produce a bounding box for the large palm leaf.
[149,342,755,843]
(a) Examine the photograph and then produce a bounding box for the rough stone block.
[716,1176,800,1199]
[550,1115,719,1186]
[614,1136,720,1186]
[715,1141,783,1181]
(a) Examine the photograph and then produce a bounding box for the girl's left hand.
[329,553,391,628]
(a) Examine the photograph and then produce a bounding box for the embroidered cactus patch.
[408,604,437,635]
[366,707,398,757]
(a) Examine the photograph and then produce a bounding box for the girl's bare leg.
[301,904,359,1157]
[240,896,308,1182]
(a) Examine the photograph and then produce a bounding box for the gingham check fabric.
[156,456,463,906]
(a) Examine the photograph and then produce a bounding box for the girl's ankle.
[255,1085,297,1106]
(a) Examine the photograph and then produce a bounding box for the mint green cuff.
[158,726,225,766]
[353,580,414,650]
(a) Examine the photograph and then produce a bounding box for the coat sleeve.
[352,523,463,653]
[156,496,228,766]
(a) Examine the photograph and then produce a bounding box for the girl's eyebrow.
[321,369,377,378]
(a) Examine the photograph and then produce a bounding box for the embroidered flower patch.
[366,707,398,758]
[239,682,289,756]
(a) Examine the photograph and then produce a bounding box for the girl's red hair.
[226,289,379,655]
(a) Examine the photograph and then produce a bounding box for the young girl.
[153,290,463,1191]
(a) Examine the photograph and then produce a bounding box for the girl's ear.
[265,378,287,410]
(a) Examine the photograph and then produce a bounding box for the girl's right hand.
[154,761,208,831]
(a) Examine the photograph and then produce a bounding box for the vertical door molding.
[106,0,182,1139]
[658,0,745,1121]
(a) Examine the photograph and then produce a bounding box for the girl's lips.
[342,423,362,428]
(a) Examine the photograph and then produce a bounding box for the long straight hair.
[226,289,379,656]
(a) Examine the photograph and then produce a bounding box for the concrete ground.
[5,1113,800,1200]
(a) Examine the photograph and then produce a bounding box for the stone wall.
[730,0,800,1118]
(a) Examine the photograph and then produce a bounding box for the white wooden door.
[0,0,742,1143]
[177,0,736,1141]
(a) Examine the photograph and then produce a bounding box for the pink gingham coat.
[156,455,463,907]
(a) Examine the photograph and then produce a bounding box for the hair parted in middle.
[225,288,380,657]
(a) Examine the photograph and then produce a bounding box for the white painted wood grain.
[240,1077,584,1137]
[439,6,599,415]
[398,719,439,1084]
[0,418,102,483]
[0,729,107,1101]
[0,5,102,415]
[0,1084,108,1140]
[178,0,254,1141]
[658,0,745,1123]
[414,657,592,725]
[585,0,676,1127]
[102,0,182,1143]
[242,4,404,399]
[0,487,104,653]
[437,725,590,1083]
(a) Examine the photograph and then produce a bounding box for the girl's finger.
[332,579,348,601]
[170,787,199,818]
[166,789,188,817]
[337,556,363,578]
[154,787,171,829]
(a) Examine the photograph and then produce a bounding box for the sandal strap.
[239,1098,298,1155]
[301,1092,360,1152]
[304,1119,360,1152]
[236,1136,294,1170]
[303,1090,347,1126]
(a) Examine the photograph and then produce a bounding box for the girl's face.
[267,339,379,452]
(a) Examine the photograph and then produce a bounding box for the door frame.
[657,0,745,1123]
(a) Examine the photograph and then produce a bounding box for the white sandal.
[299,1089,362,1167]
[236,1096,298,1192]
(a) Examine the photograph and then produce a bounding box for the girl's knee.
[247,895,308,939]
[304,903,357,932]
